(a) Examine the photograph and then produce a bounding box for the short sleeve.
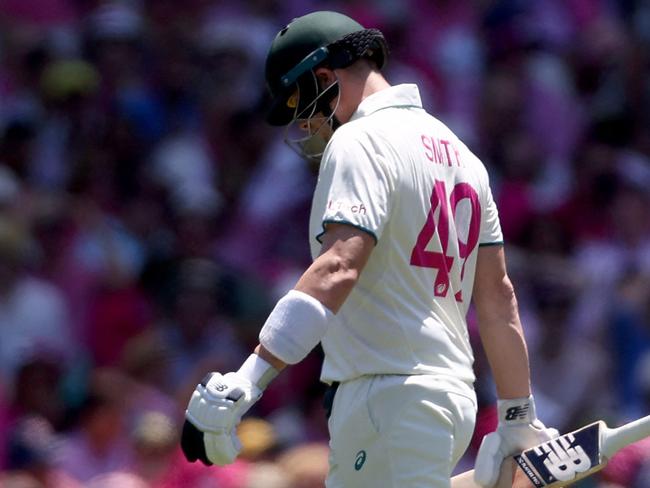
[313,129,394,243]
[479,180,504,246]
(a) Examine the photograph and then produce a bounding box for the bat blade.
[516,414,650,487]
[514,421,603,487]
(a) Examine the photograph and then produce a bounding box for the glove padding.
[181,371,261,466]
[474,396,559,488]
[181,421,242,466]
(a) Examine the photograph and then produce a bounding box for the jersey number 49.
[410,180,480,302]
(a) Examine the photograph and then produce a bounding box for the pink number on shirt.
[410,180,481,302]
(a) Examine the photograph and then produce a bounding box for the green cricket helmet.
[264,11,388,126]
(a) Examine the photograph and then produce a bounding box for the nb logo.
[213,383,228,392]
[505,404,529,421]
[536,434,592,482]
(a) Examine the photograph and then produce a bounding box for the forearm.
[476,280,531,399]
[254,344,287,372]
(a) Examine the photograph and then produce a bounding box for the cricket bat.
[452,414,650,488]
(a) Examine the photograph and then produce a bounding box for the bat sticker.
[515,423,601,487]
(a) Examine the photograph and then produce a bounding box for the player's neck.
[360,71,391,102]
[332,69,391,124]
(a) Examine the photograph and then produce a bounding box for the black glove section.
[181,419,212,466]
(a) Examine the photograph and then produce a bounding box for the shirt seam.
[315,219,379,245]
[478,241,504,247]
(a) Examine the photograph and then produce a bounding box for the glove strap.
[497,395,537,426]
[237,354,279,390]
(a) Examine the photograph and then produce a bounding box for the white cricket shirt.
[310,84,503,386]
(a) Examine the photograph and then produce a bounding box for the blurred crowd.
[0,0,649,486]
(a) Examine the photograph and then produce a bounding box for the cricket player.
[181,11,557,488]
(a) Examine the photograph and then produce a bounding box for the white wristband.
[237,354,279,390]
[497,395,537,426]
[259,289,333,365]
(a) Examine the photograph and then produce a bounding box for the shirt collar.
[349,84,422,122]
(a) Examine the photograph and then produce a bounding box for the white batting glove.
[474,396,559,488]
[181,355,278,466]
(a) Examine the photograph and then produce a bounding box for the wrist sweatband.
[237,354,278,390]
[259,289,334,365]
[497,395,537,426]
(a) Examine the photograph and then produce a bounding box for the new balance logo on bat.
[536,434,592,482]
[505,404,530,421]
[515,423,601,487]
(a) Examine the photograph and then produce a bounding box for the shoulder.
[448,133,491,185]
[326,119,372,151]
[321,121,379,169]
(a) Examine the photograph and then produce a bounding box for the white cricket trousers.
[325,374,477,488]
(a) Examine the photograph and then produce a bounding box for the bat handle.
[603,414,650,459]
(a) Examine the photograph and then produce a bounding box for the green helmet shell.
[264,11,386,126]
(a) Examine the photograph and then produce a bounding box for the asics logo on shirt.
[354,450,367,471]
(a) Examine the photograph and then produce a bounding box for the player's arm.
[471,244,558,487]
[472,244,530,399]
[255,222,374,370]
[182,222,374,466]
[256,222,374,368]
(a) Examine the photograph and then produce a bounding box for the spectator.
[276,442,330,488]
[5,416,80,488]
[10,358,66,430]
[118,332,179,420]
[124,410,249,488]
[0,375,9,469]
[129,411,179,486]
[608,271,650,421]
[56,369,134,483]
[155,258,247,399]
[245,462,290,488]
[85,472,148,488]
[0,218,75,388]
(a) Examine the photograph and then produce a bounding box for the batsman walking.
[181,11,558,488]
